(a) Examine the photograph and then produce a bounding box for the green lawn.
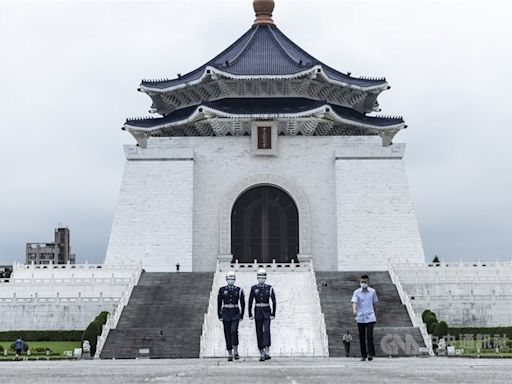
[451,340,512,357]
[0,341,81,356]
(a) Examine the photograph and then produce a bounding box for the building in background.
[25,227,76,265]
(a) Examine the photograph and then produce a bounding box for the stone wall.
[0,264,139,331]
[393,262,512,326]
[104,149,194,271]
[335,143,425,269]
[105,136,424,271]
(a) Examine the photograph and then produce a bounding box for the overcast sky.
[0,0,511,264]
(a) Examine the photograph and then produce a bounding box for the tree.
[424,312,438,328]
[428,321,439,334]
[434,321,449,338]
[82,319,103,356]
[422,310,432,323]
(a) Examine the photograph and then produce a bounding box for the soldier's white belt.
[222,304,239,308]
[255,303,270,307]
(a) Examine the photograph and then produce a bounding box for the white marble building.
[1,0,509,343]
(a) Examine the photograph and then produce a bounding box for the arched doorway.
[231,186,299,263]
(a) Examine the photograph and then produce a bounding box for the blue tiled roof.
[141,25,386,90]
[125,98,403,129]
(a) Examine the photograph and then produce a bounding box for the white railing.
[199,273,219,357]
[94,263,143,359]
[388,263,434,357]
[0,295,120,304]
[308,269,330,356]
[219,259,314,273]
[0,277,133,285]
[13,262,141,272]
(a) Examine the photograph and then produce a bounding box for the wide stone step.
[316,271,425,357]
[100,272,214,359]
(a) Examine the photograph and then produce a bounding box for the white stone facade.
[393,262,512,326]
[104,147,194,271]
[105,135,424,271]
[0,264,140,331]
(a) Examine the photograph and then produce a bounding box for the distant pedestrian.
[14,336,24,360]
[351,274,379,361]
[160,328,165,341]
[176,263,180,272]
[342,330,352,357]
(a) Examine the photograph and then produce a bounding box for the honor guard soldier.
[249,269,276,361]
[217,271,245,361]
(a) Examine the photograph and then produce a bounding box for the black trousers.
[255,317,271,350]
[223,319,239,350]
[357,322,376,358]
[344,341,351,356]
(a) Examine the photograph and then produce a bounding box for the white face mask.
[257,277,266,284]
[227,278,235,286]
[360,282,368,289]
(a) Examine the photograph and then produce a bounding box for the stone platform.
[1,358,512,383]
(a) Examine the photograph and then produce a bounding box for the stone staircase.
[316,271,425,357]
[100,272,213,359]
[200,266,329,357]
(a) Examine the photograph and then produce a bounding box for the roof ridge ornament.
[253,0,275,26]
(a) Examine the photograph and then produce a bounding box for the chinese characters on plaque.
[257,126,272,149]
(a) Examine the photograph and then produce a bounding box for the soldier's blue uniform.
[217,285,245,351]
[248,283,276,351]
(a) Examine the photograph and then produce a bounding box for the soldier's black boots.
[264,354,271,360]
[259,356,265,361]
[228,356,233,361]
[234,354,240,360]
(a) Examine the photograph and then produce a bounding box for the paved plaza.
[1,357,511,384]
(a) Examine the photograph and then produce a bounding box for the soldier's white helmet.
[226,271,236,286]
[257,268,267,283]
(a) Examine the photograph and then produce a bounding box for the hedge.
[10,342,29,352]
[0,331,83,342]
[81,311,109,356]
[448,327,512,340]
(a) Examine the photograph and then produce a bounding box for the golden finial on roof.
[253,0,275,26]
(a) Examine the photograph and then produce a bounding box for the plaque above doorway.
[251,122,278,156]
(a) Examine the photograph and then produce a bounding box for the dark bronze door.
[231,186,299,263]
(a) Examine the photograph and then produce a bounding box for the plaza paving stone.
[1,357,511,383]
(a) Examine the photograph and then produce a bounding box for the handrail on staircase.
[94,262,143,359]
[387,263,434,357]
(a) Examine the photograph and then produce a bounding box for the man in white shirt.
[351,274,379,361]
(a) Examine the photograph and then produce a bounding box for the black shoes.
[360,357,367,361]
[234,354,240,360]
[259,356,265,361]
[227,356,233,361]
[368,357,373,361]
[264,354,271,360]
